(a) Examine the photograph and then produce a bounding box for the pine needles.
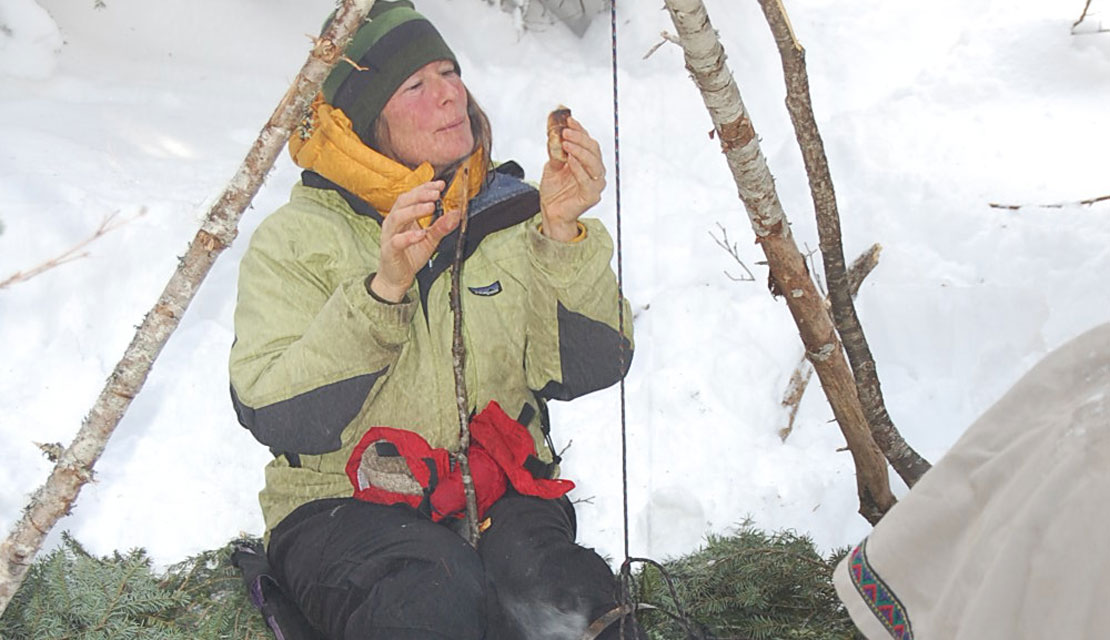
[634,522,862,640]
[0,532,270,640]
[0,524,861,639]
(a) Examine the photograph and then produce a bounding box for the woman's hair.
[370,88,492,180]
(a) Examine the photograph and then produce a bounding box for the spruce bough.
[1,524,860,640]
[635,523,862,640]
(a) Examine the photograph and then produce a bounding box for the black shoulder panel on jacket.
[538,303,633,402]
[494,160,525,179]
[415,174,539,315]
[230,367,387,455]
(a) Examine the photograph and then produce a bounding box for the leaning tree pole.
[662,0,896,522]
[756,0,931,488]
[0,0,378,616]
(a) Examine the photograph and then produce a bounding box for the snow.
[1,0,1108,572]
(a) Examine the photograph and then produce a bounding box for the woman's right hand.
[369,180,461,303]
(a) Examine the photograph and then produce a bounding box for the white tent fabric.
[834,322,1110,639]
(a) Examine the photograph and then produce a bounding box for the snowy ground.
[1,0,1108,570]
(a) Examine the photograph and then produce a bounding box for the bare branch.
[846,243,882,294]
[989,194,1110,210]
[0,0,378,616]
[709,222,756,282]
[0,209,145,290]
[758,0,930,488]
[1074,0,1094,29]
[778,363,814,441]
[643,31,681,59]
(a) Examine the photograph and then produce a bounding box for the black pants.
[268,493,626,640]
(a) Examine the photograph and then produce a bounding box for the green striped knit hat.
[323,0,458,144]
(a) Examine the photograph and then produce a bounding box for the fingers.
[387,205,461,251]
[388,228,432,250]
[377,180,450,294]
[425,206,462,243]
[385,181,446,231]
[560,118,606,184]
[565,154,605,206]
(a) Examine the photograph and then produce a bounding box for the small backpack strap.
[229,538,327,640]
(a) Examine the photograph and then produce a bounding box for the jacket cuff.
[344,276,415,347]
[527,217,605,285]
[536,222,587,243]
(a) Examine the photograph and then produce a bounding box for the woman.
[229,2,635,638]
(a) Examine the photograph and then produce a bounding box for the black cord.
[609,1,638,638]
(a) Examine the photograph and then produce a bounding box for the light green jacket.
[230,171,633,536]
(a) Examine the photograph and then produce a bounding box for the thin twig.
[0,208,146,290]
[643,31,681,59]
[989,193,1110,210]
[709,222,756,282]
[1074,0,1095,29]
[802,242,822,294]
[340,55,369,72]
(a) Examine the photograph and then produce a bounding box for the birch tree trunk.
[757,0,931,487]
[0,0,377,616]
[663,0,896,523]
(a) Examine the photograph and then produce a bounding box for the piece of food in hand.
[546,106,572,163]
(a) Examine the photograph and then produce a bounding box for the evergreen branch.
[724,546,832,572]
[89,559,145,633]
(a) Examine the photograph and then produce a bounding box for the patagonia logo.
[468,281,502,297]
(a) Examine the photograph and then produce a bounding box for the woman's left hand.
[539,116,606,242]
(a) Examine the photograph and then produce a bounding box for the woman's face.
[380,60,474,173]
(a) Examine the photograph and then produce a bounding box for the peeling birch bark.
[758,0,931,487]
[0,0,377,616]
[663,0,895,523]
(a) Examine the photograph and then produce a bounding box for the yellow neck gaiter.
[290,95,488,227]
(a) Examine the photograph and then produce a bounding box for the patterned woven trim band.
[847,540,913,639]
